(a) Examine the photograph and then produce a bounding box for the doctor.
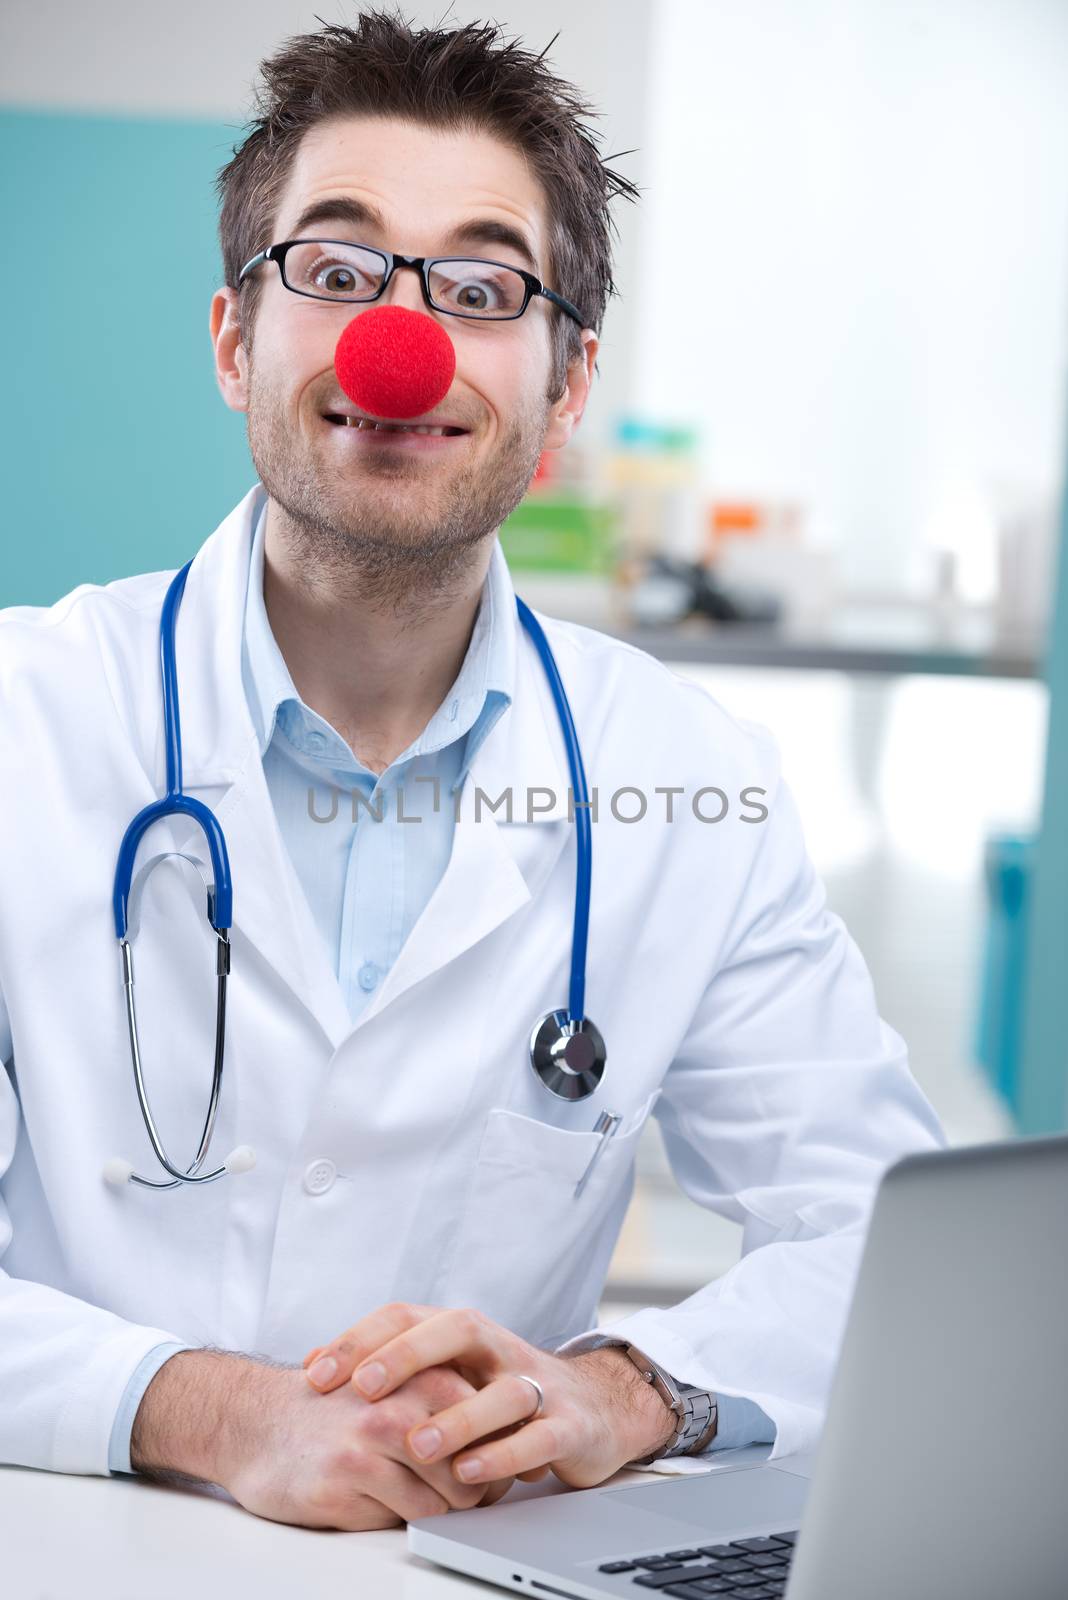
[0,11,943,1532]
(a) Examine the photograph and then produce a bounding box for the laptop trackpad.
[602,1466,809,1543]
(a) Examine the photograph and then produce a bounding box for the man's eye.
[307,258,377,295]
[452,279,501,312]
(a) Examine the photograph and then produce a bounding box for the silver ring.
[514,1373,545,1419]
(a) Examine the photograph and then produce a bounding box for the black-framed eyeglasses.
[237,238,586,327]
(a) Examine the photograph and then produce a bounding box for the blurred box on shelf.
[704,498,837,628]
[603,415,706,566]
[498,449,627,628]
[499,494,617,575]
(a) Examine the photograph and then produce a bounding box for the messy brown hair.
[214,6,641,403]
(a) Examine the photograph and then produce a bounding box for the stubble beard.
[245,365,551,613]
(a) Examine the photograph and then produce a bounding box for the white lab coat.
[0,483,943,1478]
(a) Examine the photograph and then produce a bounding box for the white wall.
[633,0,1068,589]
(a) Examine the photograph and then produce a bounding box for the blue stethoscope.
[103,558,606,1191]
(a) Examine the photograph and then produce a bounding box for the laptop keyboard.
[598,1531,798,1597]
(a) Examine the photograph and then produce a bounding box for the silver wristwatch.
[604,1339,719,1464]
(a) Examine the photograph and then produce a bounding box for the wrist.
[130,1349,280,1484]
[570,1346,679,1463]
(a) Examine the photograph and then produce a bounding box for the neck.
[260,499,495,774]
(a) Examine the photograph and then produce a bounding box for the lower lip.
[323,419,470,450]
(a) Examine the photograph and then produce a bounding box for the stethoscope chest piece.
[529,1010,607,1101]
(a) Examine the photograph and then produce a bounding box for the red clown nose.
[334,305,456,419]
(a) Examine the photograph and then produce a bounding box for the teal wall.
[0,107,257,607]
[1017,381,1068,1134]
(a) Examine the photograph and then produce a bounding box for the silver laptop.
[409,1133,1068,1600]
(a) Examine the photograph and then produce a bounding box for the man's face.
[211,115,597,569]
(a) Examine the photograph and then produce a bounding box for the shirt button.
[306,730,327,753]
[358,961,379,992]
[303,1158,337,1196]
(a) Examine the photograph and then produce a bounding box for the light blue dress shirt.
[107,498,774,1473]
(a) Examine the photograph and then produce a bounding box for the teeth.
[341,417,450,436]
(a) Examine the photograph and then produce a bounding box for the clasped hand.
[302,1301,666,1501]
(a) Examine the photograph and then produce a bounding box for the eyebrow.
[288,196,541,278]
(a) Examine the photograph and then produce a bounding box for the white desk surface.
[1,1459,656,1599]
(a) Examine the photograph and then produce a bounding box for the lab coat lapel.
[200,744,356,1052]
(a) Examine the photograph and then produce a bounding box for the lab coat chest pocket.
[434,1088,662,1350]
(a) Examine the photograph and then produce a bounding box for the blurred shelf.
[614,618,1041,679]
[512,575,1043,678]
[596,1280,706,1307]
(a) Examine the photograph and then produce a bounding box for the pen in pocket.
[573,1109,623,1199]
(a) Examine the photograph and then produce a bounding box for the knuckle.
[304,1478,350,1522]
[458,1306,485,1335]
[356,1403,401,1447]
[337,1442,375,1477]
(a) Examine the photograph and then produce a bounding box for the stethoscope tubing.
[514,596,592,1024]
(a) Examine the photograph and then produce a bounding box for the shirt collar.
[240,496,513,786]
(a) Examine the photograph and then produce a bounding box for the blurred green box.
[499,495,617,573]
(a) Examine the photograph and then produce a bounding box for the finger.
[305,1302,439,1391]
[351,1308,505,1400]
[302,1346,326,1370]
[387,1434,496,1514]
[355,1455,453,1524]
[517,1466,551,1482]
[450,1417,568,1486]
[405,1374,544,1466]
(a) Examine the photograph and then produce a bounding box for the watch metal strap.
[666,1382,719,1457]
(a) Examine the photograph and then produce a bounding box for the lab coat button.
[303,1158,337,1195]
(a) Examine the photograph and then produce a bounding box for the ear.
[210,286,250,414]
[542,328,599,451]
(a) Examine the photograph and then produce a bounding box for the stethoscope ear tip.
[224,1145,257,1174]
[102,1157,135,1187]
